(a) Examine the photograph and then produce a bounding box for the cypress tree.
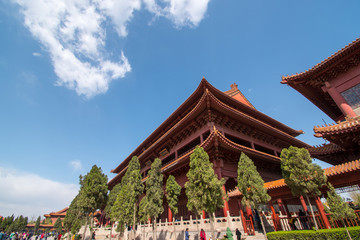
[326,183,355,240]
[105,183,122,239]
[64,193,82,238]
[54,217,62,234]
[34,216,41,234]
[280,146,327,230]
[78,165,108,239]
[166,175,181,217]
[166,175,181,239]
[110,156,144,239]
[110,184,132,233]
[237,152,270,239]
[185,146,225,239]
[144,158,164,240]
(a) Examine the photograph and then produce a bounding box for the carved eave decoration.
[313,116,360,149]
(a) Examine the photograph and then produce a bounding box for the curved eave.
[111,78,306,175]
[208,90,310,148]
[308,143,343,156]
[214,128,280,162]
[281,37,360,83]
[314,116,360,137]
[111,88,208,174]
[206,81,303,137]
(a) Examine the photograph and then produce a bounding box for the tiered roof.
[43,207,68,218]
[108,79,308,188]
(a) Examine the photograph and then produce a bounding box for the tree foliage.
[326,183,355,220]
[34,216,41,234]
[110,156,144,232]
[63,194,82,234]
[138,196,149,223]
[144,158,164,220]
[237,152,270,208]
[185,146,225,216]
[78,165,108,215]
[280,146,326,197]
[104,183,122,219]
[166,175,181,216]
[54,217,63,233]
[111,184,132,232]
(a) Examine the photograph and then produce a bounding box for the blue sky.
[1,0,359,218]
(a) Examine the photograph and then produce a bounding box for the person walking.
[200,229,206,240]
[235,228,241,240]
[185,228,189,240]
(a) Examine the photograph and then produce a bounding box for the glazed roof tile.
[307,143,343,156]
[314,116,360,136]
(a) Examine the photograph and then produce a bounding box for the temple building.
[281,38,360,165]
[108,78,309,220]
[43,207,68,225]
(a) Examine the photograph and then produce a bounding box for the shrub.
[267,226,360,240]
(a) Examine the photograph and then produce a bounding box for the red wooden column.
[269,201,279,231]
[168,207,173,222]
[202,210,206,219]
[299,196,308,212]
[315,196,331,229]
[222,185,230,217]
[237,199,248,234]
[276,198,286,216]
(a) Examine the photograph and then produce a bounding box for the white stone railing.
[88,212,245,240]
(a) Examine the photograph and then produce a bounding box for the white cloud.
[13,0,132,98]
[0,166,78,217]
[69,159,83,171]
[144,0,210,28]
[32,52,42,57]
[12,0,210,98]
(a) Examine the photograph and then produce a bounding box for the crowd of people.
[184,227,242,240]
[0,232,62,240]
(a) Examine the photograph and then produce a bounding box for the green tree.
[144,158,164,240]
[78,165,108,239]
[166,175,181,218]
[138,196,149,223]
[110,184,132,233]
[34,216,41,234]
[280,146,327,230]
[64,193,82,237]
[185,146,225,239]
[54,217,62,234]
[105,183,122,240]
[326,183,356,240]
[237,152,271,239]
[123,156,144,238]
[138,196,149,240]
[110,156,144,239]
[166,175,181,239]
